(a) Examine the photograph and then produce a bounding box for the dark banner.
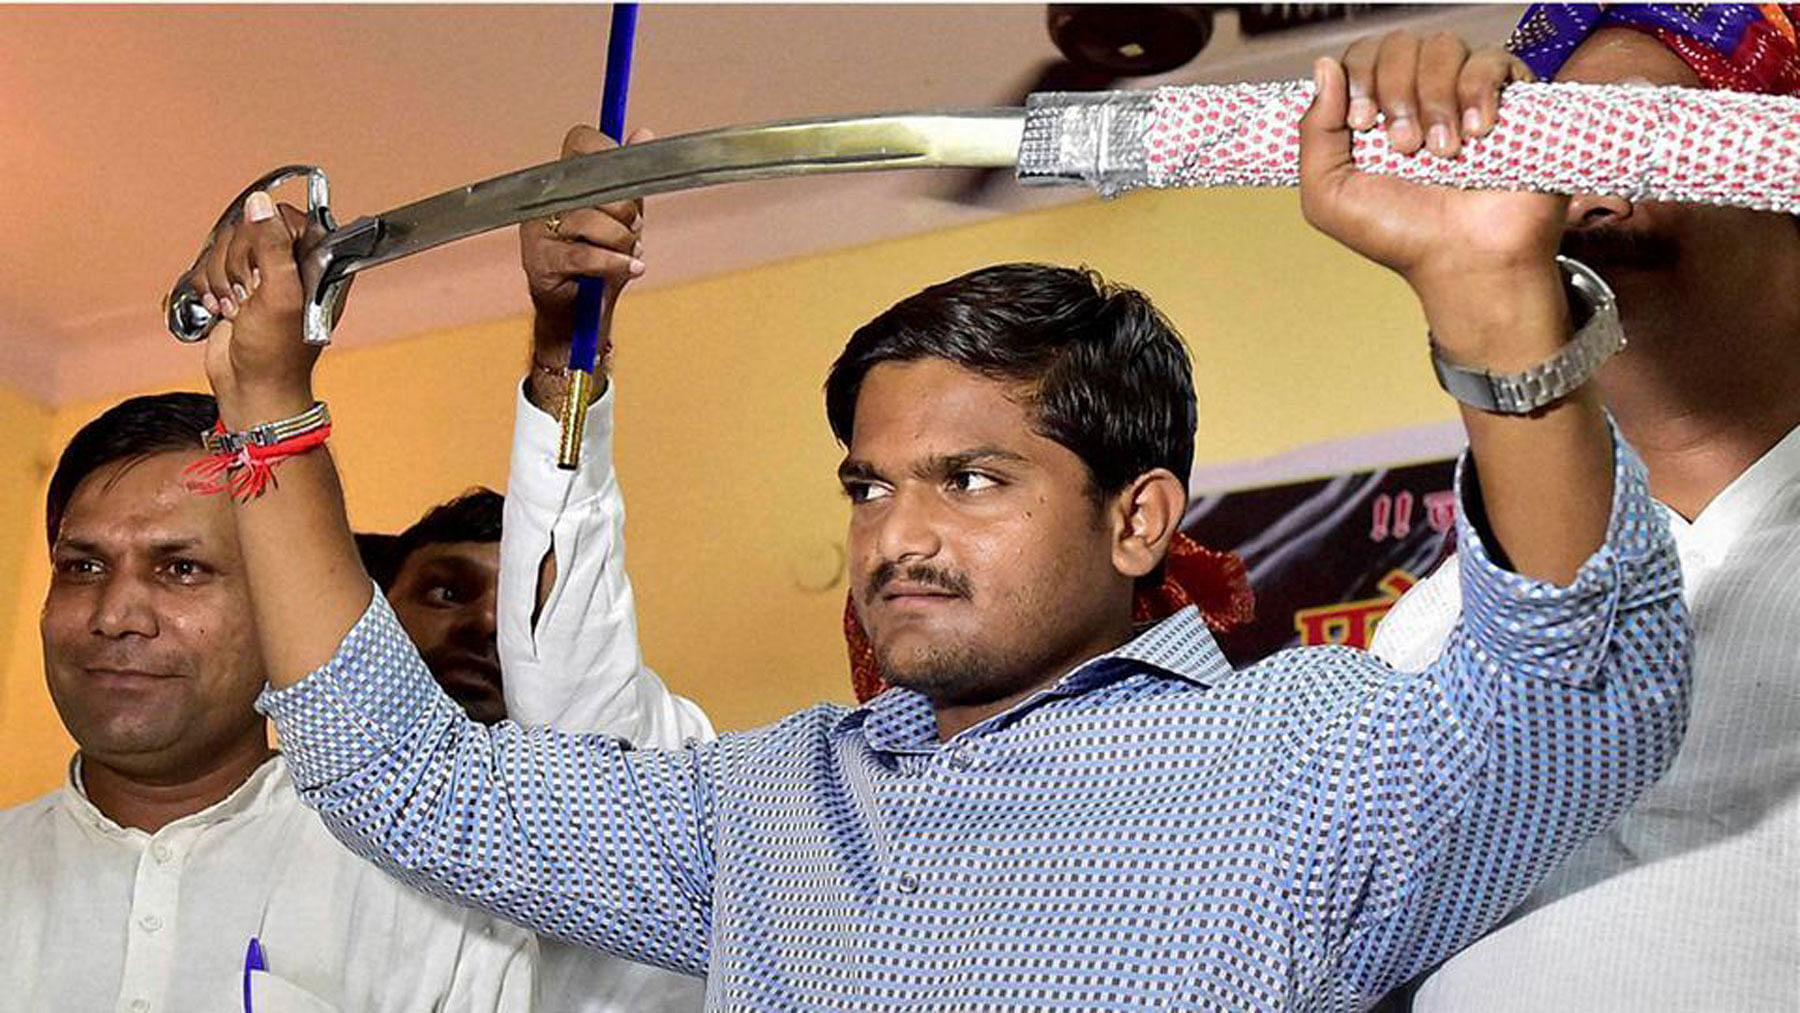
[1183,458,1459,667]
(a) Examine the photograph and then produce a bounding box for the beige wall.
[0,187,1454,808]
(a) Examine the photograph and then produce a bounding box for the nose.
[1566,193,1634,231]
[89,576,157,640]
[873,488,943,569]
[451,591,499,654]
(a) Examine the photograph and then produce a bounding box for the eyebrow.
[55,537,203,556]
[837,446,1030,484]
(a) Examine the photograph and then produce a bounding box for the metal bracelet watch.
[1428,256,1625,415]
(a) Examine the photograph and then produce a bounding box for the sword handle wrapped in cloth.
[167,80,1800,347]
[1024,81,1800,209]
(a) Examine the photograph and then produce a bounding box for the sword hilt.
[164,164,360,347]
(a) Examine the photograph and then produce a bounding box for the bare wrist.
[1414,266,1572,372]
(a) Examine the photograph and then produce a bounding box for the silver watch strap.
[1430,256,1625,415]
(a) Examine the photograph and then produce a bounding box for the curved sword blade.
[342,109,1027,277]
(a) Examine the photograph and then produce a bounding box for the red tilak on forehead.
[844,533,1254,704]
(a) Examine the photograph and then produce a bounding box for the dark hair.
[354,532,402,590]
[46,392,219,548]
[379,488,505,591]
[825,263,1197,496]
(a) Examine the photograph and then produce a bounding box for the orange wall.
[0,187,1452,807]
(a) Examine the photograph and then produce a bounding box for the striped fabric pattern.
[262,440,1688,1012]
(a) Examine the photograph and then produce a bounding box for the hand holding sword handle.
[166,165,354,347]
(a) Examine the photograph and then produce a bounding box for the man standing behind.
[1358,9,1800,1010]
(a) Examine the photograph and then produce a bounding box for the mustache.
[1559,226,1680,272]
[866,561,973,600]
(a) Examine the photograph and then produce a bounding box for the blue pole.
[559,3,639,468]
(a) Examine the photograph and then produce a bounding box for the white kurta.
[0,756,534,1013]
[500,380,712,1011]
[1371,424,1800,1011]
[500,380,714,744]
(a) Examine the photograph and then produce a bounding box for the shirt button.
[139,914,163,933]
[130,1000,149,1013]
[897,873,920,894]
[150,843,172,864]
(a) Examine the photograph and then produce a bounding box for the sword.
[167,110,1027,346]
[167,81,1800,347]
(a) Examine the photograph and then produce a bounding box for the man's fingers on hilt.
[1417,32,1470,156]
[1298,57,1354,231]
[1373,30,1424,154]
[1341,36,1381,131]
[1457,49,1521,137]
[241,193,303,305]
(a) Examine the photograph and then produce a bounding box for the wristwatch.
[1429,256,1625,415]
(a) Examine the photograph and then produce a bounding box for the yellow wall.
[0,187,1454,807]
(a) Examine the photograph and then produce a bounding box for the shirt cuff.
[510,376,617,513]
[257,584,455,789]
[1453,418,1682,688]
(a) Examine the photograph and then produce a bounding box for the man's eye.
[424,584,466,606]
[163,559,212,583]
[844,481,892,504]
[948,471,999,494]
[54,558,103,579]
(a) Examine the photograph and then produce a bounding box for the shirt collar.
[1664,421,1800,561]
[62,752,290,839]
[838,606,1231,753]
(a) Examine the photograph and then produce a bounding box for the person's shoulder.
[0,787,71,836]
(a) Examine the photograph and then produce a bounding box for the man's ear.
[1110,469,1186,579]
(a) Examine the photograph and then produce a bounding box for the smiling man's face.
[41,451,268,778]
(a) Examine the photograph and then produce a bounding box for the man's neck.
[1600,310,1800,519]
[931,617,1139,741]
[80,735,275,834]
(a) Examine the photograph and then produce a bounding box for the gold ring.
[544,214,563,236]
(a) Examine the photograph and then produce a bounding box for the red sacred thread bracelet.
[184,420,333,500]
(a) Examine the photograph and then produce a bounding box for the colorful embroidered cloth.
[1510,4,1800,95]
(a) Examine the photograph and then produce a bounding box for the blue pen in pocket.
[242,936,266,1013]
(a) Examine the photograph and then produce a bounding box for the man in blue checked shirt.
[186,50,1689,1012]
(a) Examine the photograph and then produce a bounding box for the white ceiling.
[0,3,1519,407]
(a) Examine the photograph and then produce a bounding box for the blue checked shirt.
[263,437,1688,1011]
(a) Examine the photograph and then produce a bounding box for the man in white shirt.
[379,123,714,1010]
[0,390,538,1012]
[1356,10,1800,1010]
[0,124,712,1013]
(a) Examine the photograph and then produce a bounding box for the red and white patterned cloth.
[1135,80,1800,212]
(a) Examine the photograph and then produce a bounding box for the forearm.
[526,309,610,416]
[1344,437,1689,991]
[219,385,372,687]
[1421,265,1613,584]
[263,592,717,972]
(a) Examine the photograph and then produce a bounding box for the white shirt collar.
[62,752,289,839]
[1662,422,1800,563]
